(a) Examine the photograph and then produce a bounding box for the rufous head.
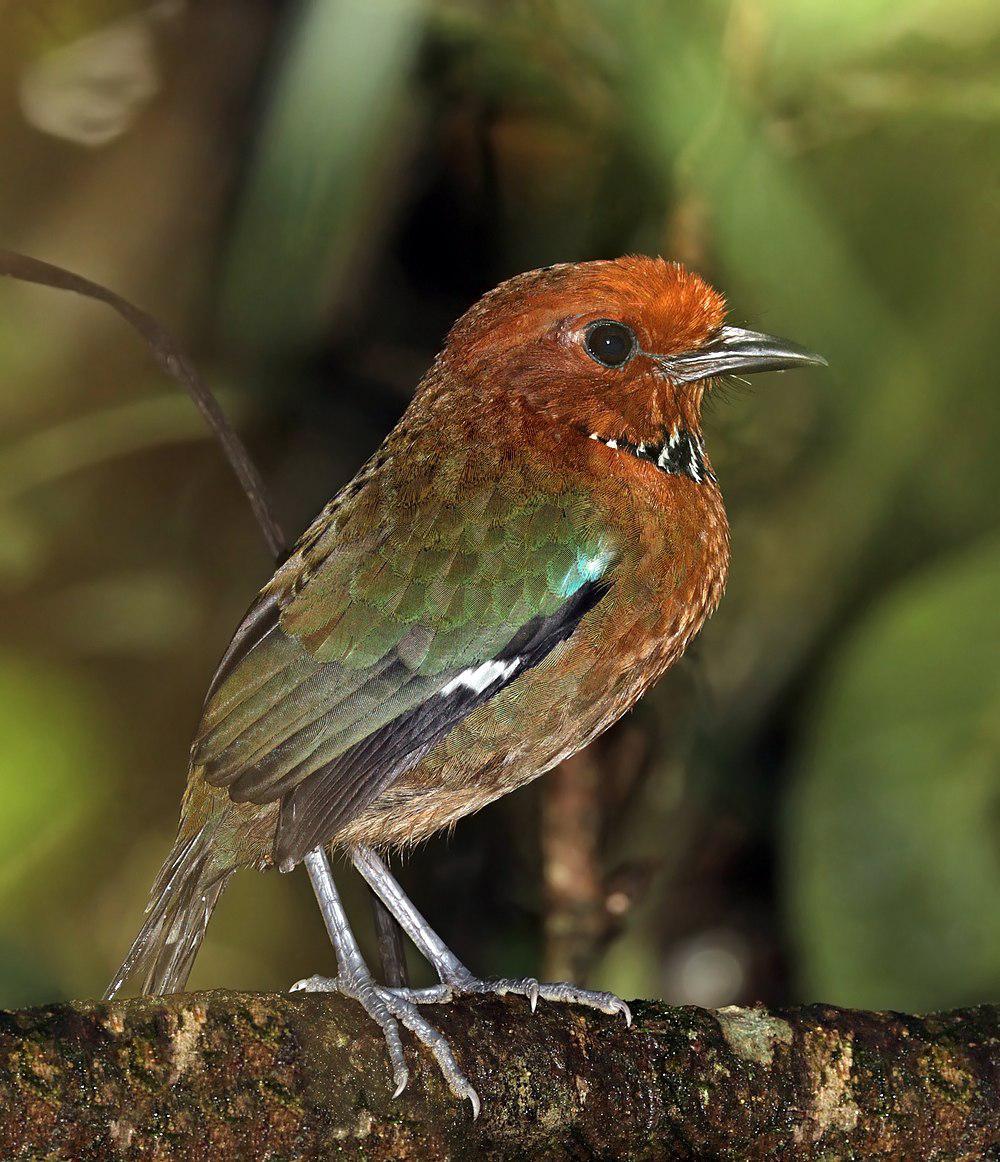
[438,256,824,448]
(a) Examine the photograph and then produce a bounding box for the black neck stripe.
[587,426,715,484]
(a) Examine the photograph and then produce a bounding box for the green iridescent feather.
[191,440,615,841]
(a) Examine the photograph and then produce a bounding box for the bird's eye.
[584,320,637,368]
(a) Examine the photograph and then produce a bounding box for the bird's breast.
[331,430,730,849]
[586,442,730,672]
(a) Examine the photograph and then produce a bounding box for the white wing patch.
[440,657,523,697]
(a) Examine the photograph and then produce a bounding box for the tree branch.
[2,991,996,1159]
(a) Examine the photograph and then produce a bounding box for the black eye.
[584,320,636,368]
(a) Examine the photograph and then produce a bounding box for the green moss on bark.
[0,992,995,1159]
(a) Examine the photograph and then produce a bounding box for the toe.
[534,982,633,1020]
[385,984,454,1005]
[391,1063,409,1099]
[473,977,541,1008]
[379,988,479,1112]
[378,1014,409,1094]
[289,974,338,993]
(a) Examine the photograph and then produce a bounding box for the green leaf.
[784,536,1000,1010]
[220,0,426,356]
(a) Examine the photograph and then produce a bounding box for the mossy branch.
[0,991,997,1159]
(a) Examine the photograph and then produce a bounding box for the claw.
[292,965,629,1118]
[450,975,632,1026]
[356,981,478,1111]
[293,973,477,1111]
[526,978,540,1013]
[289,974,335,993]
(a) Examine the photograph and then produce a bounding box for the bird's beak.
[653,325,827,384]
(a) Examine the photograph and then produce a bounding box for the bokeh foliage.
[0,0,997,1011]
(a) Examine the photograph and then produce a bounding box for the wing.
[192,444,614,868]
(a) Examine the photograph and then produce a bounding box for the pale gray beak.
[653,325,827,384]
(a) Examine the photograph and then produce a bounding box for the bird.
[105,256,825,1113]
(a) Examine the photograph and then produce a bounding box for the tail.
[104,819,234,999]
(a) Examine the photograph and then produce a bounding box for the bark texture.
[0,990,997,1160]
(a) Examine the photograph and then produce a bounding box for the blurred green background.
[0,0,997,1013]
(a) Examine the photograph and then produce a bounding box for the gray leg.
[291,847,480,1115]
[352,844,631,1025]
[351,845,476,990]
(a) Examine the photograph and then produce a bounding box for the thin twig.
[0,247,410,986]
[0,248,286,558]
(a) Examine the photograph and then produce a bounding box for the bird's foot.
[396,971,632,1025]
[290,973,480,1117]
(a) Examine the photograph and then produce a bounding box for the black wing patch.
[273,577,612,869]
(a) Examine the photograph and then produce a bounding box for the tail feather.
[105,824,233,999]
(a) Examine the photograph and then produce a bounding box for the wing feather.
[191,441,614,867]
[273,577,610,867]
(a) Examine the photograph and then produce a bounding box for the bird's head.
[439,256,825,455]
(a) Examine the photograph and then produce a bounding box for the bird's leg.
[289,847,479,1115]
[352,844,631,1024]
